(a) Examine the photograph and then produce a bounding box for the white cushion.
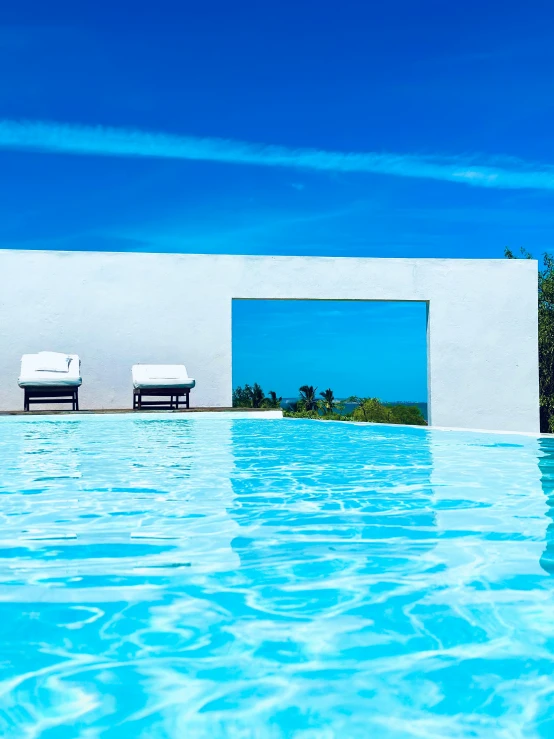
[19,354,82,387]
[31,351,71,373]
[132,364,195,389]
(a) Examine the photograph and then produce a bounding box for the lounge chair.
[19,352,82,411]
[132,364,195,410]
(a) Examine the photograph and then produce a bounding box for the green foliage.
[320,388,337,414]
[283,408,322,420]
[285,395,426,425]
[351,397,395,423]
[250,383,265,408]
[263,390,283,409]
[283,408,346,421]
[506,248,554,432]
[232,384,254,407]
[388,404,427,425]
[232,383,281,409]
[236,385,426,426]
[299,384,318,411]
[343,396,426,425]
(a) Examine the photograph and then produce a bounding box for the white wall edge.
[0,410,284,422]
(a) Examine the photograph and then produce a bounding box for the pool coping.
[0,407,282,417]
[0,409,284,421]
[0,408,549,437]
[281,416,551,438]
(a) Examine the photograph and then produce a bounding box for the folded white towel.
[19,353,81,387]
[33,352,71,373]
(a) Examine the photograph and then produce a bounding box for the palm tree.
[299,384,318,411]
[250,383,265,408]
[264,390,282,409]
[320,388,336,414]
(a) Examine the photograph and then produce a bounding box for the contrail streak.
[1,119,553,190]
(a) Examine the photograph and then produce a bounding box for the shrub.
[351,398,393,423]
[263,391,283,409]
[388,404,426,426]
[349,397,427,425]
[506,248,554,432]
[233,384,254,407]
[283,409,344,421]
[233,384,283,409]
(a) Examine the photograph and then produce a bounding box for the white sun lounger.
[19,352,82,411]
[132,364,195,410]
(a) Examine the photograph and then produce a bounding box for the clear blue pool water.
[0,415,553,738]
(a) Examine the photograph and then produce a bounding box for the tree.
[264,390,282,409]
[250,383,265,408]
[350,397,393,423]
[320,388,337,414]
[232,382,267,408]
[299,385,318,411]
[233,384,253,407]
[347,397,425,425]
[506,248,554,432]
[389,404,426,426]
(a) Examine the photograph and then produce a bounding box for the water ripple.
[0,415,553,737]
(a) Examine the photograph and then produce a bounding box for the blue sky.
[1,0,551,401]
[233,301,427,401]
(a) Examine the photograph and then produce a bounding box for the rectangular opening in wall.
[232,299,428,423]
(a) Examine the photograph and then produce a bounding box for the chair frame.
[133,387,191,410]
[23,386,79,412]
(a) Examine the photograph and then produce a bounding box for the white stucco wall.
[0,250,539,431]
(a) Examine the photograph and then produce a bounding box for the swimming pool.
[0,415,553,738]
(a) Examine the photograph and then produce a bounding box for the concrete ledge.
[283,416,547,437]
[0,408,283,418]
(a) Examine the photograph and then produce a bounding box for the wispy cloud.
[1,119,554,191]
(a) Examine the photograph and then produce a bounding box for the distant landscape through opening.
[232,299,428,419]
